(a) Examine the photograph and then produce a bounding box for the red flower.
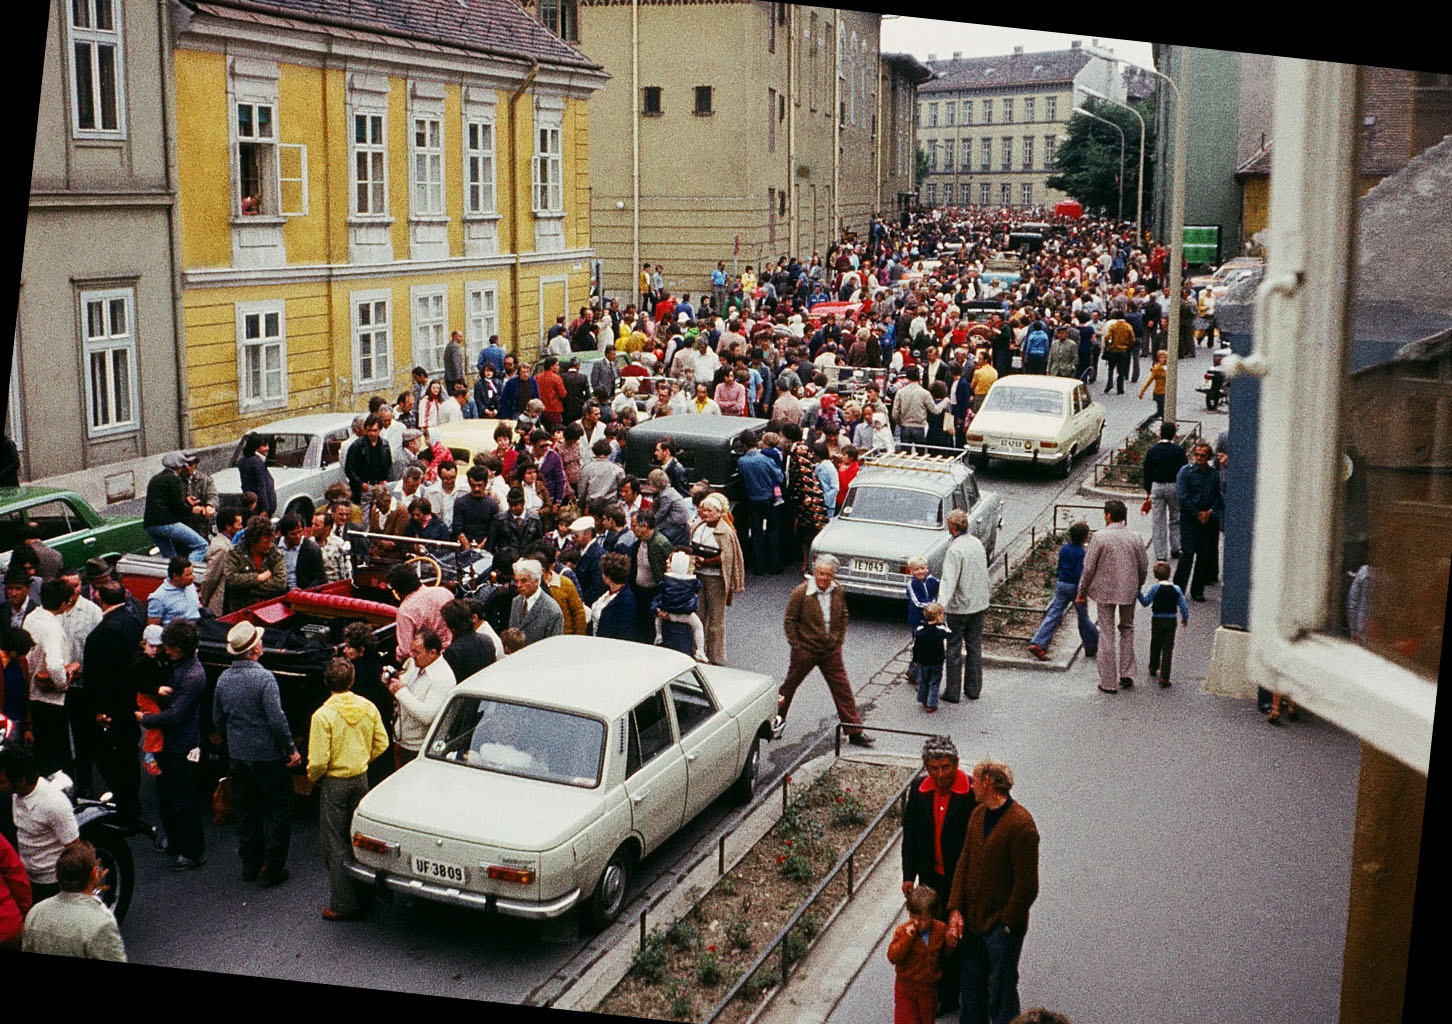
[776,855,786,864]
[708,945,717,952]
[785,839,793,846]
[785,774,793,783]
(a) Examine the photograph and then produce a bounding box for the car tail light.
[353,833,399,856]
[1039,440,1058,448]
[966,433,984,443]
[487,865,536,885]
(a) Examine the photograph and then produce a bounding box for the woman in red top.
[834,447,861,512]
[0,832,32,950]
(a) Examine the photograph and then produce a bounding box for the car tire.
[730,738,761,805]
[583,845,632,930]
[84,828,134,923]
[1087,426,1104,455]
[969,453,990,471]
[284,498,313,524]
[1059,446,1076,479]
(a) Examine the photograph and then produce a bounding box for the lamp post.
[1073,105,1125,221]
[1079,84,1145,245]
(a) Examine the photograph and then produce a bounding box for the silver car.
[811,450,1005,599]
[211,413,355,523]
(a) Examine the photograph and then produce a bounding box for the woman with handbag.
[686,494,744,666]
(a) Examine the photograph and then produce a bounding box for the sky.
[880,17,1155,70]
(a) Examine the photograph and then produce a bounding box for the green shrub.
[697,947,725,985]
[666,977,692,1018]
[726,917,753,951]
[666,917,701,950]
[630,929,670,984]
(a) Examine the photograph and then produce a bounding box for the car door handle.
[685,751,699,763]
[631,789,650,804]
[83,537,97,544]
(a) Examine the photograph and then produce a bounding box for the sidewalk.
[767,510,1362,1024]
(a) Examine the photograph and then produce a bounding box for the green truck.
[0,486,153,574]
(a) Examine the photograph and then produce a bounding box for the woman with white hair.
[611,377,640,418]
[686,493,745,665]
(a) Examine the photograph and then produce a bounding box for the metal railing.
[700,725,940,1024]
[1090,418,1203,487]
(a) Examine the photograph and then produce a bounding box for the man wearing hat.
[181,450,218,532]
[79,558,144,623]
[142,453,209,568]
[213,620,301,885]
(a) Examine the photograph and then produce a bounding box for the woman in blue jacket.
[238,433,277,520]
[589,554,639,642]
[137,619,208,869]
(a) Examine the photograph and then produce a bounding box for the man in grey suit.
[1076,499,1150,693]
[938,510,990,702]
[508,558,564,646]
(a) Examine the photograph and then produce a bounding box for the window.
[767,2,776,52]
[1045,96,1058,121]
[1021,182,1033,207]
[1000,182,1011,205]
[236,102,275,214]
[236,301,286,411]
[353,112,386,215]
[929,102,938,127]
[351,290,391,389]
[532,125,563,213]
[945,100,954,127]
[694,86,713,116]
[411,287,447,374]
[963,100,973,124]
[669,671,717,738]
[980,182,991,205]
[412,116,444,215]
[980,137,991,171]
[1001,136,1013,171]
[961,182,972,205]
[465,283,498,365]
[768,188,777,247]
[768,89,777,152]
[67,0,124,136]
[464,119,496,215]
[961,138,971,166]
[626,690,675,777]
[641,86,662,116]
[919,101,927,124]
[1022,135,1034,170]
[1045,134,1057,170]
[1003,97,1013,123]
[926,183,937,206]
[929,143,938,172]
[1024,97,1035,122]
[80,287,137,435]
[429,697,604,788]
[943,143,953,171]
[982,98,992,124]
[536,0,578,43]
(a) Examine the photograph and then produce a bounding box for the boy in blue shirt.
[1027,521,1099,661]
[1138,560,1189,687]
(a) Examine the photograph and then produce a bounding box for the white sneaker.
[694,651,710,663]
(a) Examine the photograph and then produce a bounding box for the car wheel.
[583,845,632,930]
[969,453,989,471]
[85,829,134,923]
[730,738,761,805]
[1059,446,1076,479]
[284,498,313,524]
[1087,426,1104,455]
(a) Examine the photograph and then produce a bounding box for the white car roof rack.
[860,447,967,474]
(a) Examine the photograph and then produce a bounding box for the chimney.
[927,52,937,62]
[1070,40,1081,49]
[952,51,962,60]
[1012,45,1023,54]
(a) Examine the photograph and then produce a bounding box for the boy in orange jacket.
[888,884,950,1024]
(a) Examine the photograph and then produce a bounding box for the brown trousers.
[777,646,865,734]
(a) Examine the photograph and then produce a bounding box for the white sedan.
[345,636,780,927]
[211,413,355,522]
[965,376,1106,478]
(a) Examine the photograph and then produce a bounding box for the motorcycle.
[0,711,158,923]
[1196,345,1233,410]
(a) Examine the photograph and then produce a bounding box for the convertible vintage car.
[346,636,780,927]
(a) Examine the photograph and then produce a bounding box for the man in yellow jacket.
[307,658,389,921]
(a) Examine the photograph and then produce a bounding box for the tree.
[914,145,930,189]
[1047,96,1156,222]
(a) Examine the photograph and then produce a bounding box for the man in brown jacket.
[775,555,874,745]
[945,759,1040,1024]
[1075,498,1149,694]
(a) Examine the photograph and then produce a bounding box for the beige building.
[531,1,881,304]
[916,42,1125,210]
[13,0,187,501]
[878,52,934,215]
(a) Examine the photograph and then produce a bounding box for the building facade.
[172,0,605,447]
[558,1,881,304]
[878,52,934,214]
[916,42,1125,211]
[14,0,186,498]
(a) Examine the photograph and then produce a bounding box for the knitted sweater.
[886,919,947,988]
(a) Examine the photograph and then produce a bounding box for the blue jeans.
[1030,581,1099,653]
[960,924,1025,1024]
[898,426,927,451]
[915,663,942,708]
[146,521,209,566]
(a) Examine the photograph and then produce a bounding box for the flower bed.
[595,758,914,1024]
[1097,424,1198,489]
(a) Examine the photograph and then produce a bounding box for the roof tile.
[920,48,1093,93]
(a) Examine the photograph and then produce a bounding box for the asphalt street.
[112,359,1225,1007]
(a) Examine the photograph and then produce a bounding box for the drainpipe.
[159,0,190,450]
[786,5,796,259]
[509,61,541,361]
[631,0,639,300]
[832,22,840,242]
[874,58,883,214]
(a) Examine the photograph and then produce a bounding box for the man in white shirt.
[426,461,463,529]
[379,403,405,462]
[688,335,721,383]
[383,627,456,766]
[23,579,78,777]
[0,746,82,902]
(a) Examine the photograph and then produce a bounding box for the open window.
[235,101,306,218]
[626,689,676,778]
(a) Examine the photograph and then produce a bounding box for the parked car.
[811,450,1004,599]
[0,486,152,574]
[1187,257,1264,300]
[345,636,780,926]
[965,376,1106,478]
[624,415,769,520]
[432,419,512,468]
[212,413,356,523]
[979,258,1023,292]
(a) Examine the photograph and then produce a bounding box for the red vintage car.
[806,300,868,330]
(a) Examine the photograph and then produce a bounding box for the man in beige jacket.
[1076,499,1149,693]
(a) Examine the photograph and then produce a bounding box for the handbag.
[211,776,236,826]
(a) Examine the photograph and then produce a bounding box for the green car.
[0,486,153,574]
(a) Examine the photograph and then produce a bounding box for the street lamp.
[1079,84,1145,245]
[1073,105,1125,221]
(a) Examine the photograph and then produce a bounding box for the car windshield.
[980,387,1065,418]
[427,697,605,788]
[841,486,943,527]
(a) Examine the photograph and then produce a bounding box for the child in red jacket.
[887,885,950,1024]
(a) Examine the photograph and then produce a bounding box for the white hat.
[666,551,694,578]
[226,620,265,657]
[570,516,596,534]
[142,624,165,647]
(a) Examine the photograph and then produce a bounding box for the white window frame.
[999,182,1011,206]
[980,182,991,205]
[79,286,139,438]
[1000,136,1013,172]
[232,99,306,219]
[1045,95,1058,121]
[411,114,445,217]
[65,0,126,139]
[1045,135,1057,170]
[464,281,500,367]
[1024,96,1035,123]
[235,300,288,414]
[980,137,991,171]
[533,124,564,214]
[1022,135,1034,172]
[409,285,449,376]
[1246,57,1434,774]
[1021,182,1032,207]
[351,288,393,391]
[6,334,20,451]
[352,110,388,217]
[463,117,497,216]
[1003,97,1013,124]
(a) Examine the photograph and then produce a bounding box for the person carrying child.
[887,884,950,1024]
[912,603,952,713]
[133,624,171,777]
[652,549,707,661]
[1026,522,1099,662]
[1137,560,1189,687]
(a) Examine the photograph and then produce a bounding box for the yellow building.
[172,0,606,446]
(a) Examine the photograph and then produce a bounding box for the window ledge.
[86,423,140,442]
[73,133,127,146]
[533,210,566,220]
[348,215,395,228]
[231,214,288,228]
[409,214,450,224]
[239,399,289,415]
[463,212,502,223]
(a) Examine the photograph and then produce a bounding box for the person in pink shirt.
[714,371,749,416]
[387,563,452,664]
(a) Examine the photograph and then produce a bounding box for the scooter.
[1196,345,1233,410]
